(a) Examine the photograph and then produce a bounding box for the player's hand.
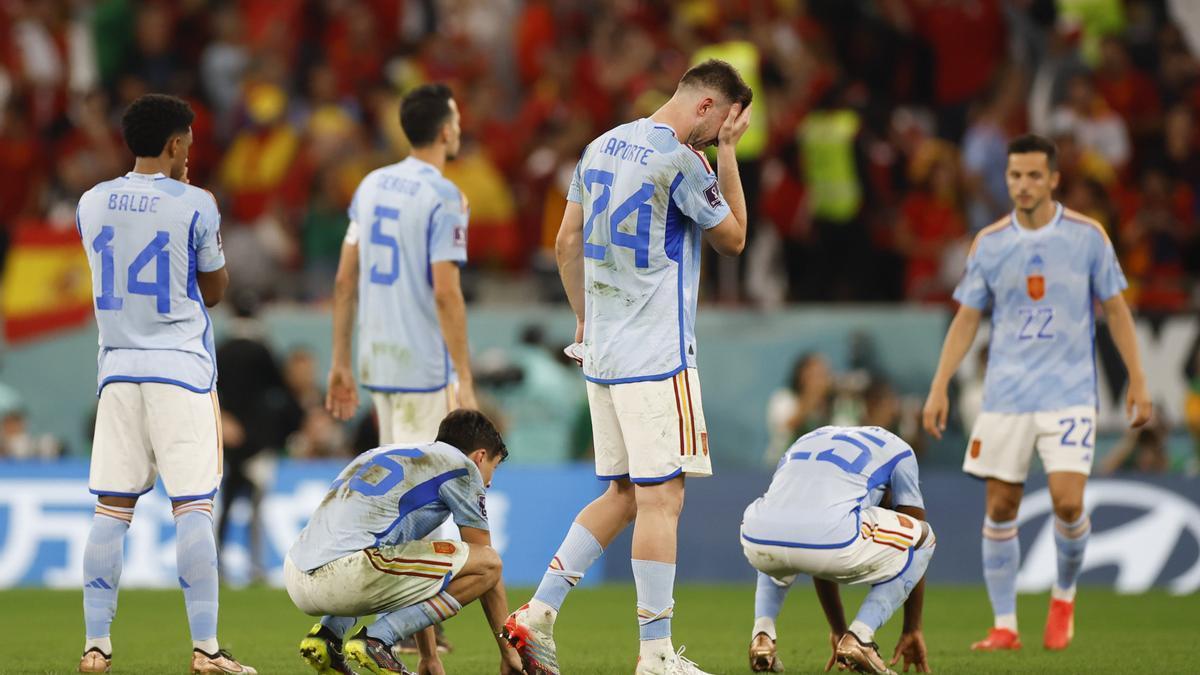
[922,388,949,440]
[456,381,479,411]
[499,643,525,674]
[718,102,752,148]
[824,631,841,671]
[325,364,359,421]
[418,656,447,675]
[574,318,584,344]
[890,630,931,673]
[1126,376,1152,428]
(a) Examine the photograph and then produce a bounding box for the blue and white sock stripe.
[172,499,214,519]
[95,504,135,524]
[1054,515,1090,539]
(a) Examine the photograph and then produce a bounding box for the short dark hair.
[679,59,753,108]
[1007,134,1058,171]
[121,94,194,158]
[400,83,454,148]
[436,409,507,461]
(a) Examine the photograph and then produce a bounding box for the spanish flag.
[2,224,93,344]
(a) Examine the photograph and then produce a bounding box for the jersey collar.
[1010,201,1063,236]
[124,171,168,180]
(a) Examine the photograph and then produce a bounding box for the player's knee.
[605,481,638,523]
[634,483,684,517]
[1052,498,1084,524]
[475,545,503,584]
[986,497,1020,522]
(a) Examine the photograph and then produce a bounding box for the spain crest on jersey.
[1026,253,1045,301]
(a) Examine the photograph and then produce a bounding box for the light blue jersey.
[953,204,1127,413]
[77,172,224,394]
[741,426,923,548]
[569,119,732,384]
[289,441,488,571]
[348,157,468,391]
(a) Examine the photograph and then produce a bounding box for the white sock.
[848,620,874,644]
[526,598,558,631]
[1051,584,1076,602]
[639,636,674,661]
[752,617,777,641]
[193,638,219,654]
[84,637,112,656]
[994,613,1018,632]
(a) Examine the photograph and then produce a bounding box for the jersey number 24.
[582,169,653,268]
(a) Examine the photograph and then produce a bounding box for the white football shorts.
[284,539,470,617]
[741,506,932,586]
[587,368,711,483]
[89,381,222,500]
[963,405,1096,483]
[370,383,458,445]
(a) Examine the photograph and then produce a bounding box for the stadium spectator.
[0,380,62,459]
[1050,72,1132,170]
[765,352,834,465]
[893,139,967,301]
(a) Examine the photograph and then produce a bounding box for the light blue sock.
[320,616,356,640]
[1053,515,1090,599]
[83,505,133,644]
[851,543,935,642]
[632,559,675,641]
[752,572,793,640]
[368,591,461,643]
[982,517,1020,630]
[174,501,219,648]
[533,522,604,612]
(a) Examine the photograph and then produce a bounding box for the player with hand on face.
[504,59,753,675]
[922,134,1152,652]
[76,94,250,674]
[742,426,935,675]
[285,410,522,675]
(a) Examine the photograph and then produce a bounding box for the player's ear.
[1050,170,1061,191]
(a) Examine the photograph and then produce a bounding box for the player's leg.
[626,370,712,674]
[963,410,1036,651]
[847,521,936,647]
[1037,406,1095,650]
[370,392,396,444]
[508,380,635,671]
[147,384,254,674]
[749,572,794,672]
[81,382,155,672]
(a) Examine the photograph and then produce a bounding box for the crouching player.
[741,426,935,674]
[284,410,523,674]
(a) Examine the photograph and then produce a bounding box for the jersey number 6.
[582,169,654,268]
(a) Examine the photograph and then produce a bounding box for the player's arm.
[922,304,983,438]
[812,577,847,671]
[555,201,586,342]
[459,526,524,674]
[1101,292,1152,427]
[196,267,228,307]
[327,240,360,420]
[703,103,753,256]
[432,261,476,409]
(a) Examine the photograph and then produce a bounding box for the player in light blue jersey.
[76,94,254,674]
[741,426,936,674]
[326,84,475,446]
[923,135,1152,653]
[506,60,753,675]
[284,410,522,675]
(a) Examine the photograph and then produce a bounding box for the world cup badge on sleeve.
[1026,253,1045,301]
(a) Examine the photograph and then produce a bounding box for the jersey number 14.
[92,226,172,313]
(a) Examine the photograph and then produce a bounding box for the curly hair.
[121,94,194,158]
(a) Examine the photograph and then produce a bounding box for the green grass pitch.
[2,584,1194,673]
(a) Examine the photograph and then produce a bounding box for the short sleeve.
[429,186,468,265]
[671,149,731,230]
[193,192,225,273]
[888,454,924,510]
[952,247,991,309]
[566,159,583,204]
[439,474,489,531]
[1091,232,1128,300]
[343,220,360,245]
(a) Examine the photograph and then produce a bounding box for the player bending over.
[284,410,522,675]
[742,426,935,674]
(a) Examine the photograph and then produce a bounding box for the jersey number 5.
[787,431,883,474]
[92,226,172,313]
[368,205,402,285]
[582,169,654,268]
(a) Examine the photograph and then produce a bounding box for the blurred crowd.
[2,0,1200,308]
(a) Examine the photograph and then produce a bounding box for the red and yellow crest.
[1026,274,1045,301]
